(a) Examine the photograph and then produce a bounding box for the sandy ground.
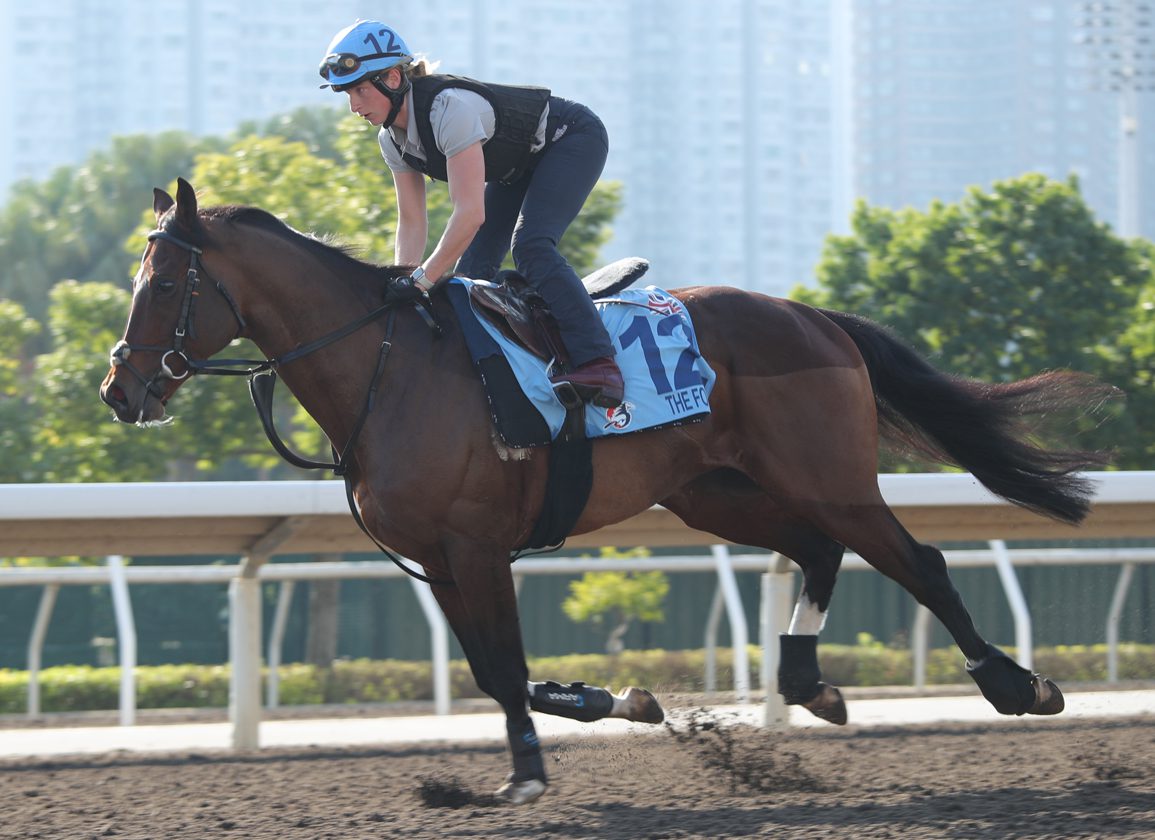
[1,705,1152,840]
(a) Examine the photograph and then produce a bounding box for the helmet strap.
[370,72,411,130]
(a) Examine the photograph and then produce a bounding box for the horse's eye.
[153,277,177,294]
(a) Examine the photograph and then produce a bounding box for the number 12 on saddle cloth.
[451,279,717,443]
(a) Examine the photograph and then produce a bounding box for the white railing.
[4,543,1152,740]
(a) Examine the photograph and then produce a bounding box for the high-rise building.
[6,2,1148,300]
[850,0,1151,240]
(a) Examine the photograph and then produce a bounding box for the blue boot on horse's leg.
[528,680,664,724]
[966,643,1065,716]
[778,634,847,725]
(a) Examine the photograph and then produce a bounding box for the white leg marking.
[788,593,828,635]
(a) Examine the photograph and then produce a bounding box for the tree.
[0,133,224,325]
[1115,239,1155,465]
[563,548,669,654]
[31,281,171,482]
[0,301,41,482]
[234,105,345,162]
[796,174,1152,467]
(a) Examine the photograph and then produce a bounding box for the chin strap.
[371,72,411,129]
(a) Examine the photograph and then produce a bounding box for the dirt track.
[1,710,1153,839]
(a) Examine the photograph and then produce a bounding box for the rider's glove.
[386,269,433,307]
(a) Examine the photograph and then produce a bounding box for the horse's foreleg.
[429,560,547,804]
[528,680,664,723]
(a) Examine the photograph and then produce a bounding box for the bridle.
[109,229,248,409]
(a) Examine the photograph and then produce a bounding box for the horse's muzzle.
[99,368,168,424]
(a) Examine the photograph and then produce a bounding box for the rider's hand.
[385,275,429,306]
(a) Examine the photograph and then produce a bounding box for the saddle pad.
[448,277,716,443]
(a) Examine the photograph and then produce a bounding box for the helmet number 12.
[364,28,402,54]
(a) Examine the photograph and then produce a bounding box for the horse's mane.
[167,204,410,287]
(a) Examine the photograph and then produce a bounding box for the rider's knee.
[510,233,561,275]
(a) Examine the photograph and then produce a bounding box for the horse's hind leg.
[716,346,1062,718]
[809,502,1064,716]
[662,478,849,724]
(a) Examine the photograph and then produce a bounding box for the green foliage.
[234,106,346,162]
[31,281,170,482]
[563,547,669,654]
[797,174,1154,467]
[0,300,40,482]
[0,132,223,324]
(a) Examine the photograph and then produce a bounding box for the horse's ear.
[174,177,199,228]
[153,188,174,222]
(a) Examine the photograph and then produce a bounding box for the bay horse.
[101,179,1114,803]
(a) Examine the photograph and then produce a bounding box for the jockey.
[319,19,624,409]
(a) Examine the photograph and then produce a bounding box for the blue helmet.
[318,20,413,91]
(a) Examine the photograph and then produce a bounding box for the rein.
[119,228,451,586]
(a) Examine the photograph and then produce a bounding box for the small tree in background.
[563,547,669,655]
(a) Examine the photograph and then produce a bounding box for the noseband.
[109,229,248,404]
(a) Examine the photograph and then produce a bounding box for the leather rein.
[112,228,450,585]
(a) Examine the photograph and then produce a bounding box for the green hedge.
[1,643,1152,715]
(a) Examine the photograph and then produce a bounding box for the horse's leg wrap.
[497,716,547,804]
[507,717,547,784]
[966,643,1040,716]
[777,634,822,704]
[528,680,614,723]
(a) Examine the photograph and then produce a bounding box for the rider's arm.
[393,169,429,266]
[419,141,486,285]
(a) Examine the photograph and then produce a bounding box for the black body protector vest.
[393,74,552,185]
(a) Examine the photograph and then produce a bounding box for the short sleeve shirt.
[378,88,495,173]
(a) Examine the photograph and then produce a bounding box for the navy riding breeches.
[455,98,613,368]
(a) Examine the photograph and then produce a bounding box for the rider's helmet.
[318,20,413,92]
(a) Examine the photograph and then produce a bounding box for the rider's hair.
[405,56,439,78]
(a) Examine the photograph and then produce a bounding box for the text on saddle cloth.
[452,277,717,442]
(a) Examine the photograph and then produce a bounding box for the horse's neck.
[242,260,388,444]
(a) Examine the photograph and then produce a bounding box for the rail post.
[760,554,794,728]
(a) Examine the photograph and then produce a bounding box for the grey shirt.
[378,86,548,174]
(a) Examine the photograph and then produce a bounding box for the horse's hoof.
[496,777,547,805]
[1029,676,1065,715]
[616,686,665,724]
[802,682,848,726]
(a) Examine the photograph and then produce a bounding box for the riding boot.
[549,356,624,409]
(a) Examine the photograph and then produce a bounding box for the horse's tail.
[818,308,1119,524]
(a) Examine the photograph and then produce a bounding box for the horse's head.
[99,178,246,425]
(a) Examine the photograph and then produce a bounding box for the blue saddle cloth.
[446,278,716,446]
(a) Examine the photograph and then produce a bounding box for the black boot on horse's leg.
[528,680,664,724]
[967,643,1065,716]
[497,714,548,804]
[896,540,1065,718]
[778,634,847,725]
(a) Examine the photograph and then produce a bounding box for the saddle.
[468,257,649,370]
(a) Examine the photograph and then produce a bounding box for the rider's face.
[345,69,405,127]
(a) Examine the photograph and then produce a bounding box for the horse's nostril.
[102,382,128,408]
